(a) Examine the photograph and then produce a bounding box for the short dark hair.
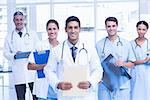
[136,20,149,29]
[13,11,24,17]
[105,17,118,26]
[65,16,80,28]
[46,19,59,30]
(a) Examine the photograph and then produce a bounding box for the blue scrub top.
[96,37,136,89]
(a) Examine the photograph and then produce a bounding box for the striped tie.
[71,46,77,62]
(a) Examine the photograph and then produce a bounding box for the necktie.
[18,32,22,37]
[71,46,77,62]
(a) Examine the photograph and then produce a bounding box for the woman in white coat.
[28,19,59,100]
[3,11,39,100]
[44,16,103,100]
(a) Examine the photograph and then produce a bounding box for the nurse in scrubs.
[130,20,150,100]
[96,17,135,100]
[28,19,60,100]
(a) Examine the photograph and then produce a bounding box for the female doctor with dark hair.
[28,19,60,100]
[130,20,150,100]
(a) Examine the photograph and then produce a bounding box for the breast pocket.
[24,35,33,50]
[115,46,127,60]
[24,35,31,45]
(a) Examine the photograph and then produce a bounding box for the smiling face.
[47,22,59,40]
[137,24,148,38]
[13,15,25,31]
[65,21,81,44]
[105,21,118,37]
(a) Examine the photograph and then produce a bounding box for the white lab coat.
[44,40,103,100]
[29,39,58,99]
[3,27,39,85]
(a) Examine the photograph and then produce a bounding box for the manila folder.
[62,66,87,97]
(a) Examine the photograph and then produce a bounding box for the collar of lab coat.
[15,27,25,33]
[62,40,87,64]
[66,39,80,49]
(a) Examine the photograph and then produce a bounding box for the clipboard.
[145,61,150,65]
[101,54,131,91]
[62,66,87,97]
[33,50,50,78]
[15,51,31,59]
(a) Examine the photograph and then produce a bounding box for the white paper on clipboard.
[62,66,88,97]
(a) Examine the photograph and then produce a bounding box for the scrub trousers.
[98,82,130,100]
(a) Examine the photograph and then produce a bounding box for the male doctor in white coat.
[44,16,103,100]
[3,11,39,100]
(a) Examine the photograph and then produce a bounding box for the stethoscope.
[9,28,30,53]
[101,36,123,58]
[135,38,149,52]
[11,28,30,44]
[132,38,149,59]
[61,40,88,63]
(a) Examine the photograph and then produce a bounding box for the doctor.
[44,16,103,100]
[3,11,39,100]
[28,19,60,100]
[96,17,135,100]
[130,21,150,100]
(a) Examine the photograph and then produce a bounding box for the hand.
[98,80,102,84]
[115,59,125,67]
[14,51,21,59]
[57,82,72,90]
[38,64,46,69]
[77,81,91,89]
[144,56,150,63]
[28,63,46,70]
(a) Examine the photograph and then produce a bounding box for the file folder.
[62,66,87,96]
[15,51,31,59]
[145,62,150,65]
[33,50,50,78]
[101,54,131,91]
[144,60,150,65]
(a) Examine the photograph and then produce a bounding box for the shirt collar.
[15,27,25,34]
[67,39,79,49]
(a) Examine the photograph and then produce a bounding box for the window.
[96,1,139,41]
[54,3,95,46]
[0,6,7,66]
[0,0,140,66]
